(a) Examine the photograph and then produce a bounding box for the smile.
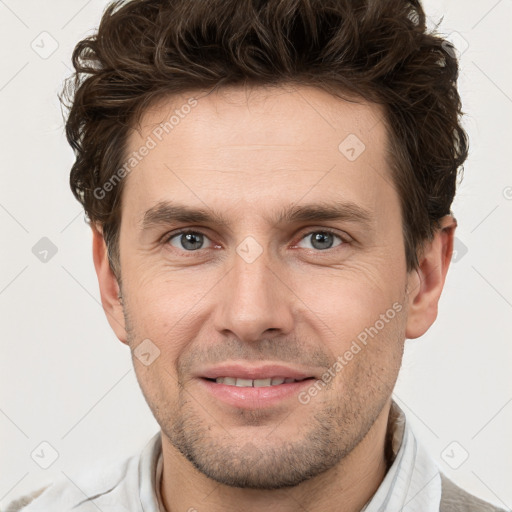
[212,377,308,387]
[200,376,316,409]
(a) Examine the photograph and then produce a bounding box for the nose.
[213,248,295,343]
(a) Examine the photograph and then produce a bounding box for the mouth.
[196,364,318,409]
[204,376,313,387]
[198,363,316,382]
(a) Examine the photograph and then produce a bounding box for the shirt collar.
[361,399,442,512]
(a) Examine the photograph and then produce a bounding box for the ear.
[91,224,128,344]
[405,215,457,339]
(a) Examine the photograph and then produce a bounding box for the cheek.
[291,261,404,327]
[131,357,182,427]
[122,266,225,375]
[124,261,208,324]
[287,262,407,377]
[324,303,406,399]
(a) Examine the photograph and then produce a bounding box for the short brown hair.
[62,0,468,278]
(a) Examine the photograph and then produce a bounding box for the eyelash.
[162,228,350,254]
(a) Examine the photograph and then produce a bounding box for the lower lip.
[199,378,315,409]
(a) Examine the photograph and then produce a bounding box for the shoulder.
[440,472,507,512]
[3,486,50,512]
[2,453,138,512]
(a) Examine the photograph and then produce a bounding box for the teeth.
[214,377,299,387]
[235,378,253,387]
[253,378,272,387]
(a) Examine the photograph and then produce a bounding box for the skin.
[92,84,456,512]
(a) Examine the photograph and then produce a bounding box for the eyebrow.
[140,200,374,232]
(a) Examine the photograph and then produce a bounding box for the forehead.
[121,84,396,224]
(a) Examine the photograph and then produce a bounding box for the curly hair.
[61,0,468,278]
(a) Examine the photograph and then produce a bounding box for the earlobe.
[91,224,128,344]
[405,215,457,340]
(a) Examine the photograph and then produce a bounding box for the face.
[105,84,416,489]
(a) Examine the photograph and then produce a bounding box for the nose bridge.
[214,241,294,342]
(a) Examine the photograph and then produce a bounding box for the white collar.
[361,400,441,512]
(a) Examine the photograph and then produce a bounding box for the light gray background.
[1,0,511,509]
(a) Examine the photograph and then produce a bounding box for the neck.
[160,400,392,512]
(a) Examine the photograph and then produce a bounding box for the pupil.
[182,233,203,250]
[312,232,333,250]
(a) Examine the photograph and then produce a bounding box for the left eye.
[167,231,213,251]
[297,231,344,251]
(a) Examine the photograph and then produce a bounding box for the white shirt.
[361,400,441,512]
[15,400,442,512]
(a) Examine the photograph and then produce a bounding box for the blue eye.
[164,228,347,253]
[297,231,344,250]
[167,230,213,251]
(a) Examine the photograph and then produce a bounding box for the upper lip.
[197,363,315,381]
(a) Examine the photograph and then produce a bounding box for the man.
[6,0,505,511]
